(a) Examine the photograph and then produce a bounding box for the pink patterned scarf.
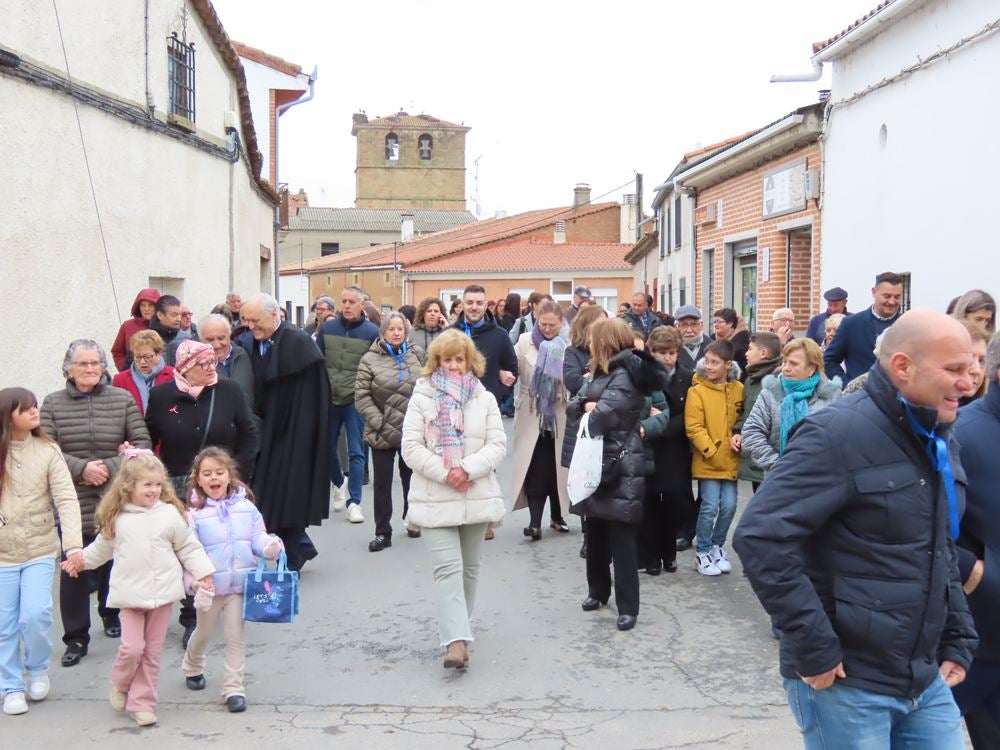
[429,369,480,468]
[174,340,218,399]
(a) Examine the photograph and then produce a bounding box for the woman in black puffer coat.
[564,319,669,631]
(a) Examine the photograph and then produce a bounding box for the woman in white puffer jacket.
[401,329,506,671]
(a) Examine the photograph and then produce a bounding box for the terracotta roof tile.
[357,112,468,131]
[232,41,303,77]
[405,239,633,274]
[812,0,897,54]
[291,201,620,273]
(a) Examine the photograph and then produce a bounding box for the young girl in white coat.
[0,388,82,716]
[61,452,214,727]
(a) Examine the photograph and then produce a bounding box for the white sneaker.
[710,546,733,574]
[3,691,28,715]
[346,503,364,523]
[696,552,722,576]
[331,482,347,512]
[26,674,49,701]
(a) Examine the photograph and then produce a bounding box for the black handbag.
[598,423,639,488]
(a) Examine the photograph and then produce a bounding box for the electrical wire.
[52,0,122,324]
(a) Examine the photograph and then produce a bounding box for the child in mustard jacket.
[685,339,743,577]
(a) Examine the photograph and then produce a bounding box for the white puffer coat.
[82,501,215,609]
[401,378,507,529]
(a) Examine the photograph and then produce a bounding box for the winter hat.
[174,340,215,375]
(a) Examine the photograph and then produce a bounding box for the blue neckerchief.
[461,317,485,337]
[901,397,960,540]
[778,372,821,453]
[385,340,410,383]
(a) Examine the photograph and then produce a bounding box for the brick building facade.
[674,104,823,333]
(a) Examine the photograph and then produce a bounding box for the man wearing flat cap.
[564,286,594,323]
[806,287,850,345]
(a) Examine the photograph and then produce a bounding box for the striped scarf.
[429,369,479,468]
[529,323,568,436]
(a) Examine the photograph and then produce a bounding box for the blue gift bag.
[243,551,299,623]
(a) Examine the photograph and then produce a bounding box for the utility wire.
[53,0,122,323]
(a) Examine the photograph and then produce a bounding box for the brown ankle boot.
[443,641,468,669]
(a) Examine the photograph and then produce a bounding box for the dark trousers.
[638,489,680,568]
[585,518,640,616]
[953,658,1000,750]
[60,533,117,646]
[525,435,563,529]
[371,447,412,537]
[275,528,317,571]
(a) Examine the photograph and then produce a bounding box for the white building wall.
[0,0,274,396]
[820,0,1000,309]
[658,189,697,314]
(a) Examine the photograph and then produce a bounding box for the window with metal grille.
[167,33,195,122]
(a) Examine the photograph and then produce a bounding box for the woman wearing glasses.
[111,331,175,416]
[40,339,151,667]
[145,340,257,499]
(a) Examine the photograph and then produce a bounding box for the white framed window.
[589,287,618,315]
[550,279,574,307]
[439,288,464,308]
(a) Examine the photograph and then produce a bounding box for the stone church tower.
[351,111,469,210]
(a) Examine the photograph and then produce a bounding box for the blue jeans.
[329,401,366,505]
[0,558,55,694]
[785,675,965,749]
[695,479,737,554]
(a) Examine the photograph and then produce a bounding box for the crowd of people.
[1,275,998,748]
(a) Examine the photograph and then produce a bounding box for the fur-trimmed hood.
[608,348,671,395]
[693,357,742,385]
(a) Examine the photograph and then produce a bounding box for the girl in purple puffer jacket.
[181,447,282,713]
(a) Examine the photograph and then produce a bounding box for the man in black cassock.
[237,293,330,570]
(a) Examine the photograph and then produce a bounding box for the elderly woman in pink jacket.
[401,330,507,671]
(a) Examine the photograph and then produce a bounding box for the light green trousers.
[422,523,489,647]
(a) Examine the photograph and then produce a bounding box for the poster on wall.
[762,159,807,219]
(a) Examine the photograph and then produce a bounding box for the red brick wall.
[693,142,822,332]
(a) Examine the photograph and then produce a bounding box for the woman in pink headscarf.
[145,340,258,499]
[144,339,259,647]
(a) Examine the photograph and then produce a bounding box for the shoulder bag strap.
[198,388,216,452]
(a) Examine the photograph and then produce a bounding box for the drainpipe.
[770,61,823,83]
[273,66,317,298]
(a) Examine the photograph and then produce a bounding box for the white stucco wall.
[820,0,1000,309]
[658,188,697,314]
[0,0,274,396]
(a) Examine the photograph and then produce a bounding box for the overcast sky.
[212,0,877,217]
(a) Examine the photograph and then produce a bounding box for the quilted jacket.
[355,339,426,450]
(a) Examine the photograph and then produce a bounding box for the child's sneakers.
[26,674,50,701]
[109,684,127,711]
[696,552,722,576]
[710,546,733,574]
[3,691,28,715]
[131,711,157,726]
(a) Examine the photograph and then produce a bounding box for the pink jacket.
[187,486,280,596]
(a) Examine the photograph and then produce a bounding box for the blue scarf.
[779,373,821,453]
[130,357,165,413]
[461,316,485,337]
[901,398,960,540]
[383,340,411,383]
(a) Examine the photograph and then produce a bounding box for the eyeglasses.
[134,353,158,362]
[73,361,102,370]
[180,312,193,318]
[677,321,701,329]
[197,360,218,370]
[774,317,795,325]
[538,322,561,330]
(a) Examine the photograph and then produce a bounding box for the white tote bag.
[567,412,604,504]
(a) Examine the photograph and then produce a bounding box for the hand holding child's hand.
[730,434,742,452]
[264,537,283,560]
[60,552,84,577]
[196,576,214,592]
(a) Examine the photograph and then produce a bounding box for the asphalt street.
[9,420,812,749]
